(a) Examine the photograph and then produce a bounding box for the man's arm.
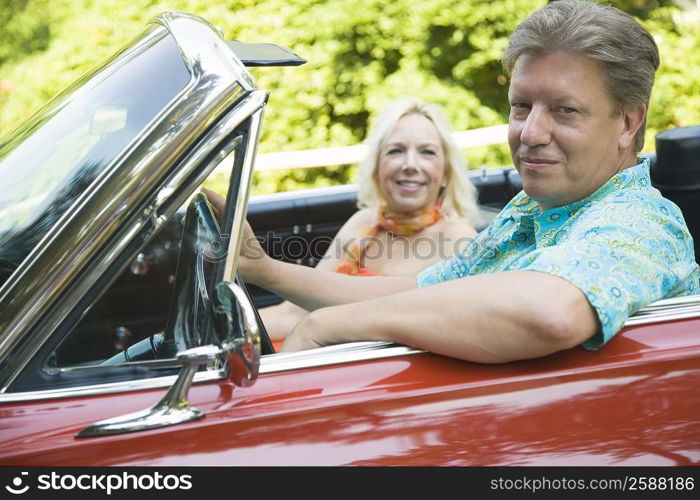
[281,270,599,363]
[200,186,416,309]
[252,257,416,310]
[229,204,416,309]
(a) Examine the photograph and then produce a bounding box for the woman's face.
[376,112,447,213]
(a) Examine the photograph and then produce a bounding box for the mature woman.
[248,97,478,341]
[254,98,476,340]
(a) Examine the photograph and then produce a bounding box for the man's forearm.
[254,258,416,311]
[283,270,599,363]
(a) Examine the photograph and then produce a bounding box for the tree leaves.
[1,0,698,194]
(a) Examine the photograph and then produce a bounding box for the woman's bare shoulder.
[437,218,477,256]
[338,208,375,235]
[440,217,476,238]
[314,208,375,270]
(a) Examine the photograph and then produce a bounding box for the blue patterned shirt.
[417,158,699,349]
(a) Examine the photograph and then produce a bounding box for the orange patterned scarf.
[335,200,442,276]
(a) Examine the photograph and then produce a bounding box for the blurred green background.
[1,0,699,195]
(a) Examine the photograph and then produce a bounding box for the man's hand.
[201,187,225,221]
[236,218,273,285]
[201,187,273,286]
[279,308,331,352]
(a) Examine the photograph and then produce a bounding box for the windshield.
[0,27,191,278]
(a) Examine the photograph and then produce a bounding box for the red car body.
[2,317,699,466]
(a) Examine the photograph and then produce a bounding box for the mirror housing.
[76,281,260,437]
[215,281,261,387]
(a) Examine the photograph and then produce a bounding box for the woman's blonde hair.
[356,97,477,221]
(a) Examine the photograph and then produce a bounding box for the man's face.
[508,51,636,210]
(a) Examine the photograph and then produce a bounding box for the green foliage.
[606,0,678,20]
[0,0,51,66]
[1,0,699,195]
[642,6,700,150]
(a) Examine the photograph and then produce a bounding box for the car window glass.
[48,158,235,370]
[0,28,190,277]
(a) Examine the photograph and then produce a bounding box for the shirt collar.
[511,157,650,224]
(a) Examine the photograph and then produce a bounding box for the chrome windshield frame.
[0,12,264,393]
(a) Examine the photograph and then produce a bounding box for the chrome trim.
[223,104,265,281]
[0,13,263,392]
[160,11,255,92]
[0,342,420,403]
[216,281,261,387]
[633,293,700,308]
[0,369,221,404]
[153,90,267,218]
[76,344,222,437]
[624,293,700,326]
[260,342,423,373]
[50,358,180,375]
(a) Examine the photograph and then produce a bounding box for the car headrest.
[650,125,700,189]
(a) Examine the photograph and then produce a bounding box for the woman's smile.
[377,112,446,213]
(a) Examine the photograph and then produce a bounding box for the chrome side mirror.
[76,281,260,437]
[215,281,261,387]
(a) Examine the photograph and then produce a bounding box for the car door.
[2,314,700,466]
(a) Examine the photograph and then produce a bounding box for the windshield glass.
[0,26,191,276]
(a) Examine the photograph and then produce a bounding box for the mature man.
[236,0,699,362]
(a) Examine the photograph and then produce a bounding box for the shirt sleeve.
[521,200,699,350]
[416,256,463,287]
[416,203,518,288]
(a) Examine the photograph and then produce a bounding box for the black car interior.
[649,125,700,266]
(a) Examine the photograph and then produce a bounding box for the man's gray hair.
[503,0,659,151]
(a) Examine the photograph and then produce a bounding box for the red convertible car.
[0,11,699,466]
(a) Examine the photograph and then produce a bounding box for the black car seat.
[649,125,700,266]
